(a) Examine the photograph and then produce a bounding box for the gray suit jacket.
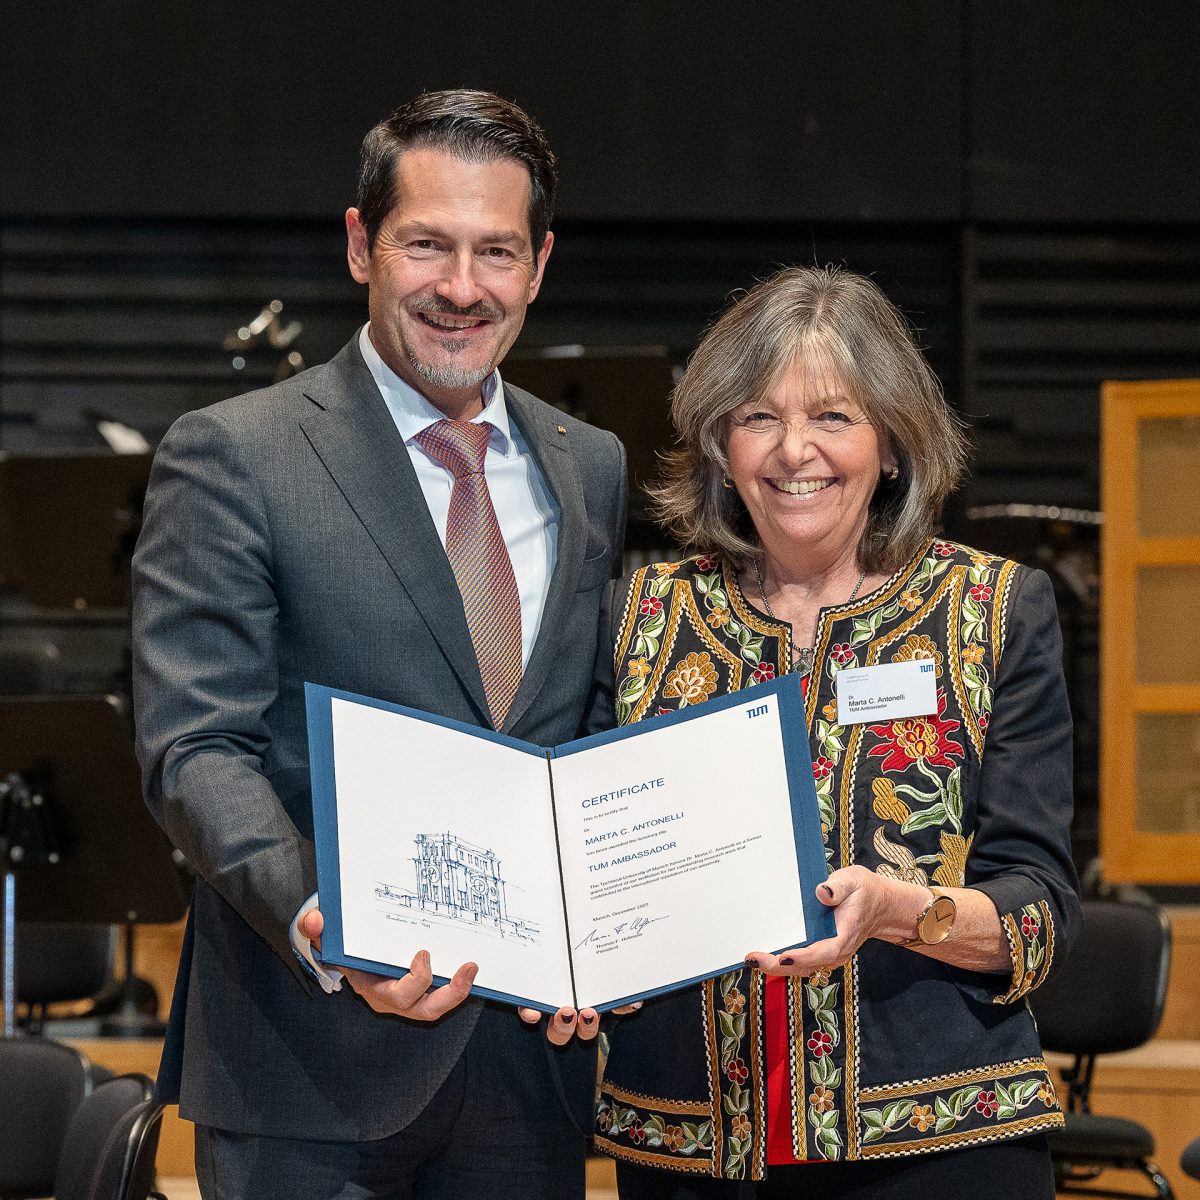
[131,335,627,1139]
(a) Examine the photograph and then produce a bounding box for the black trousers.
[194,1005,587,1200]
[614,1134,1055,1200]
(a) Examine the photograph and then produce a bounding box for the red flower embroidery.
[866,689,964,773]
[629,1120,647,1144]
[695,555,717,571]
[813,756,834,780]
[831,643,854,665]
[752,662,776,682]
[726,1058,749,1084]
[933,541,955,557]
[978,712,990,733]
[639,596,663,616]
[975,1090,999,1118]
[1021,914,1041,939]
[807,1031,833,1057]
[969,584,993,602]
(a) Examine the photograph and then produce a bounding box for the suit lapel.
[502,385,587,734]
[297,338,490,719]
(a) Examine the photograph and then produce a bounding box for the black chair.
[53,1074,165,1200]
[1028,898,1173,1199]
[0,1037,100,1199]
[1182,1136,1200,1181]
[17,923,118,1034]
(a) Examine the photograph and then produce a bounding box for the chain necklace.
[753,558,866,678]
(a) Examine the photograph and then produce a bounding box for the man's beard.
[408,346,495,393]
[407,298,503,392]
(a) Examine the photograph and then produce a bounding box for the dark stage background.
[4,0,1200,870]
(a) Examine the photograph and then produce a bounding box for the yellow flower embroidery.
[810,1085,835,1113]
[1037,1082,1057,1107]
[908,1104,935,1131]
[724,987,745,1014]
[891,634,943,675]
[662,651,717,706]
[898,587,923,612]
[809,966,832,986]
[731,1114,751,1140]
[932,831,974,888]
[654,561,682,576]
[962,642,985,665]
[662,1125,686,1151]
[707,607,732,628]
[822,697,839,722]
[628,657,652,678]
[871,777,912,824]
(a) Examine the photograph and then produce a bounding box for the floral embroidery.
[909,1104,935,1131]
[596,1095,714,1159]
[707,607,732,628]
[654,561,682,576]
[831,642,855,665]
[872,826,930,886]
[1021,913,1040,939]
[933,540,955,556]
[996,901,1055,1004]
[811,1085,836,1112]
[871,778,911,825]
[813,755,835,780]
[663,651,718,706]
[891,633,943,676]
[898,587,923,611]
[969,584,993,603]
[694,554,717,570]
[867,689,964,773]
[629,656,652,678]
[932,831,973,888]
[715,971,755,1178]
[962,642,985,665]
[751,661,776,683]
[807,1031,833,1057]
[860,1067,1059,1147]
[640,596,664,616]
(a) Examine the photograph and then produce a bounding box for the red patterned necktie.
[415,419,523,728]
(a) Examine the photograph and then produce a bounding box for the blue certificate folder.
[306,672,834,1014]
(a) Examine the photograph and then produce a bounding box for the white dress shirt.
[292,326,561,989]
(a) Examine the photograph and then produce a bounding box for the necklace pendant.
[793,646,815,678]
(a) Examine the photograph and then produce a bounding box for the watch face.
[920,895,956,944]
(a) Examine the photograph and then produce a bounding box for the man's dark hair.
[356,89,557,257]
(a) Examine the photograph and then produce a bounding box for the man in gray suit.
[132,90,627,1198]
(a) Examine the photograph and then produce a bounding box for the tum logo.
[747,704,769,719]
[919,662,935,674]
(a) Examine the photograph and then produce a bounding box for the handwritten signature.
[574,914,669,951]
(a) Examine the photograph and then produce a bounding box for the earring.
[722,476,734,490]
[886,466,899,481]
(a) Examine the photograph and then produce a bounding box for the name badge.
[835,659,938,725]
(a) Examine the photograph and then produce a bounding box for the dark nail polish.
[779,957,795,966]
[562,1012,575,1024]
[744,957,760,969]
[582,1013,596,1025]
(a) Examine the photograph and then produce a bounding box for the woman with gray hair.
[593,266,1079,1199]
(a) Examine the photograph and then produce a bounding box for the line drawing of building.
[374,831,540,943]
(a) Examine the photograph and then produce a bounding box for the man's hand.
[299,908,477,1021]
[517,1001,643,1045]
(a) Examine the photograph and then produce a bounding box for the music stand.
[0,696,188,1037]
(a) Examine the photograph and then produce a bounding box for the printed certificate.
[306,673,833,1013]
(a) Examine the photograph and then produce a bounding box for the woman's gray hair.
[650,264,969,573]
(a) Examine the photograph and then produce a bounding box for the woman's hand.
[517,1001,643,1045]
[746,866,921,976]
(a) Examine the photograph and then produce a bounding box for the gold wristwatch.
[900,887,957,946]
